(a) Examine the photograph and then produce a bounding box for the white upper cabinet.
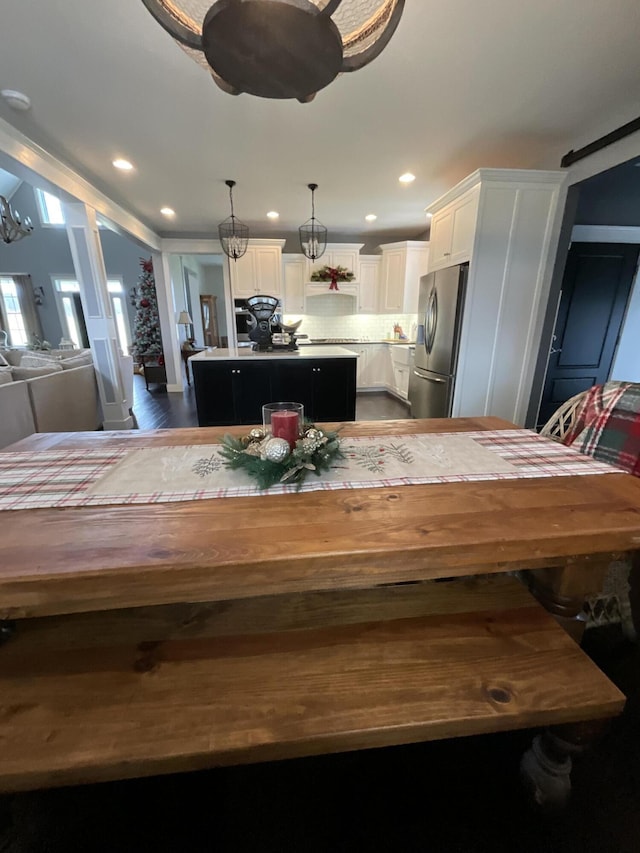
[282,254,306,314]
[229,240,286,300]
[428,187,479,271]
[357,256,381,313]
[305,243,363,282]
[378,241,430,314]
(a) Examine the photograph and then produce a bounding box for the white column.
[151,251,182,392]
[64,202,134,430]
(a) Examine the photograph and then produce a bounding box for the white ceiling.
[1,0,640,242]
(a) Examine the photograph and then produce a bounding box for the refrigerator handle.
[426,288,438,354]
[413,370,446,383]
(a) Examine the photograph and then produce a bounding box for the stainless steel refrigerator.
[408,264,468,419]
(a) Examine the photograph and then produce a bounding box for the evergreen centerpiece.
[310,264,355,291]
[129,257,164,363]
[218,423,343,490]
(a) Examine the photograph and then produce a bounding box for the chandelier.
[0,195,33,244]
[141,0,405,102]
[218,180,249,261]
[299,183,327,261]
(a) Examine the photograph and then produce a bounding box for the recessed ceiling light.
[266,211,279,219]
[112,158,134,171]
[160,207,175,217]
[365,214,377,222]
[1,89,31,111]
[399,172,416,184]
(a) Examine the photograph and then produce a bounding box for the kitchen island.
[190,346,357,426]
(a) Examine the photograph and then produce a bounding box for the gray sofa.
[0,349,104,449]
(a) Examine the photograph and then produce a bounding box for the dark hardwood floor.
[132,374,411,430]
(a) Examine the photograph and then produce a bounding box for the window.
[52,278,130,354]
[35,190,110,229]
[107,280,130,352]
[35,189,65,225]
[0,277,29,346]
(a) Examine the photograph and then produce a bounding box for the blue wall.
[0,183,148,345]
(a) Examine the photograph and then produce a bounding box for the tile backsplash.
[283,298,417,341]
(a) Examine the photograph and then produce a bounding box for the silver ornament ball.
[263,437,291,463]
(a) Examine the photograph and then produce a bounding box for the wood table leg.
[519,557,617,808]
[522,557,612,642]
[520,719,611,811]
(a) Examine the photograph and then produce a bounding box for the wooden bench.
[0,575,624,793]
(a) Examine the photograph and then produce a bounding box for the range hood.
[304,283,358,314]
[305,282,358,299]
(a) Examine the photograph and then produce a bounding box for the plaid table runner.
[0,430,620,511]
[564,381,640,477]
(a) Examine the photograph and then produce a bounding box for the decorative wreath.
[218,424,343,490]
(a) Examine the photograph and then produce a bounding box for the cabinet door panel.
[271,362,315,418]
[313,359,356,422]
[255,248,282,297]
[283,257,306,314]
[429,210,454,269]
[233,363,273,425]
[193,363,236,426]
[358,259,380,313]
[450,193,478,263]
[231,251,258,299]
[381,250,405,313]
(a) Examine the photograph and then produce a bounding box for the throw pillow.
[60,353,94,369]
[0,351,9,367]
[11,363,64,381]
[0,367,13,385]
[20,353,58,368]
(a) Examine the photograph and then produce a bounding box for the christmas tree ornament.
[262,437,291,464]
[248,428,265,440]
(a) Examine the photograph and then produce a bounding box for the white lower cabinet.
[344,345,370,388]
[343,344,413,399]
[389,345,414,401]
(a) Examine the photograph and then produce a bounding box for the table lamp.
[177,311,192,339]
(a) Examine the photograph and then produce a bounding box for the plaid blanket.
[564,381,640,476]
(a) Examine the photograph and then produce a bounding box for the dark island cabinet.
[193,357,356,426]
[193,361,273,427]
[271,359,356,423]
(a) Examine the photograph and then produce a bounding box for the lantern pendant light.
[299,183,327,261]
[218,179,249,261]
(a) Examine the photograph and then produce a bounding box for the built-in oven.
[234,299,253,343]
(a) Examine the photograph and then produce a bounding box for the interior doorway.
[200,294,219,347]
[538,242,640,425]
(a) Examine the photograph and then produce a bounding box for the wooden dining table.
[0,417,638,804]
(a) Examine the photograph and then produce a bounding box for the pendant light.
[299,183,327,261]
[140,1,406,104]
[0,195,34,244]
[218,179,249,261]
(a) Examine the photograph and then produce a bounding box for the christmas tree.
[129,257,163,360]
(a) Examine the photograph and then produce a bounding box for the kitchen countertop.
[189,346,358,361]
[300,340,416,346]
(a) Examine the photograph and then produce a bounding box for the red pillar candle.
[271,410,299,450]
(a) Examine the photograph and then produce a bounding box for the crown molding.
[0,117,161,250]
